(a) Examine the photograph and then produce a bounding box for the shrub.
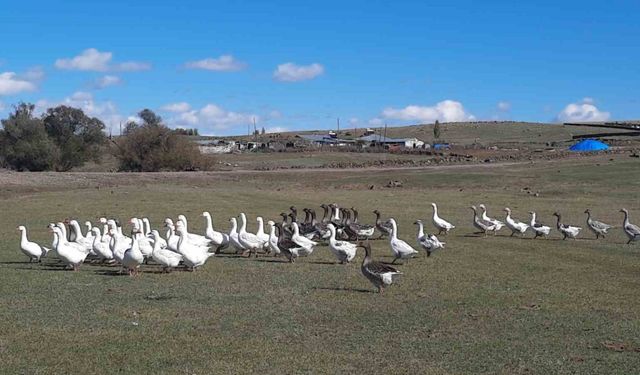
[113,109,205,171]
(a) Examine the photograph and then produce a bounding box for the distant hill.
[198,121,626,146]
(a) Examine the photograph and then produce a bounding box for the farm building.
[298,134,356,147]
[357,135,426,149]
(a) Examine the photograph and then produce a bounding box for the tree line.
[0,103,205,172]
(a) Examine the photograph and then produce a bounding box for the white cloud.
[582,97,595,104]
[265,126,288,134]
[114,61,151,72]
[161,102,191,113]
[497,101,511,112]
[55,48,150,72]
[185,55,246,72]
[267,110,282,120]
[0,72,37,95]
[55,48,112,71]
[368,118,384,126]
[0,101,5,111]
[94,75,122,89]
[381,100,475,123]
[22,66,45,81]
[349,117,359,126]
[168,103,257,135]
[556,99,610,122]
[273,62,324,82]
[35,91,125,131]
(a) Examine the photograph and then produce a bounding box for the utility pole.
[383,123,388,152]
[119,121,122,136]
[337,117,340,135]
[253,117,257,144]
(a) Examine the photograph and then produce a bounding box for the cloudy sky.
[0,0,638,135]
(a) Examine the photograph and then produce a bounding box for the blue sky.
[0,0,638,135]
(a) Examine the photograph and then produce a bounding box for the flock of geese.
[15,203,640,293]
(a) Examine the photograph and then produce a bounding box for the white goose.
[327,224,357,264]
[57,222,89,254]
[163,219,180,251]
[49,225,88,271]
[479,204,505,233]
[83,221,95,244]
[388,218,419,263]
[553,212,581,240]
[17,225,50,262]
[202,211,229,252]
[109,228,129,266]
[266,220,281,256]
[470,206,497,236]
[431,203,455,235]
[122,229,144,277]
[291,222,316,256]
[529,211,551,239]
[98,218,112,245]
[177,214,211,247]
[256,217,271,250]
[175,223,214,270]
[68,220,94,253]
[620,208,640,244]
[228,218,246,252]
[107,220,132,259]
[414,220,445,256]
[504,208,529,237]
[143,217,167,248]
[151,230,183,272]
[132,218,153,261]
[238,213,266,257]
[91,227,114,262]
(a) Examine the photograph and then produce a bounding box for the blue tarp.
[569,139,609,152]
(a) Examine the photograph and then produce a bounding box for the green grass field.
[1,154,639,374]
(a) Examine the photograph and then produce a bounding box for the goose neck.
[391,221,398,239]
[204,214,213,230]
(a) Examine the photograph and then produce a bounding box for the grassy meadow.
[1,154,639,374]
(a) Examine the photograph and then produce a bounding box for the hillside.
[206,121,632,147]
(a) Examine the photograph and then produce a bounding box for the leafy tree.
[139,109,163,127]
[113,109,204,171]
[0,103,59,171]
[123,121,139,135]
[433,120,441,140]
[42,105,107,171]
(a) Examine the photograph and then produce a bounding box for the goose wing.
[393,238,418,254]
[366,260,400,275]
[626,223,640,236]
[591,220,612,230]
